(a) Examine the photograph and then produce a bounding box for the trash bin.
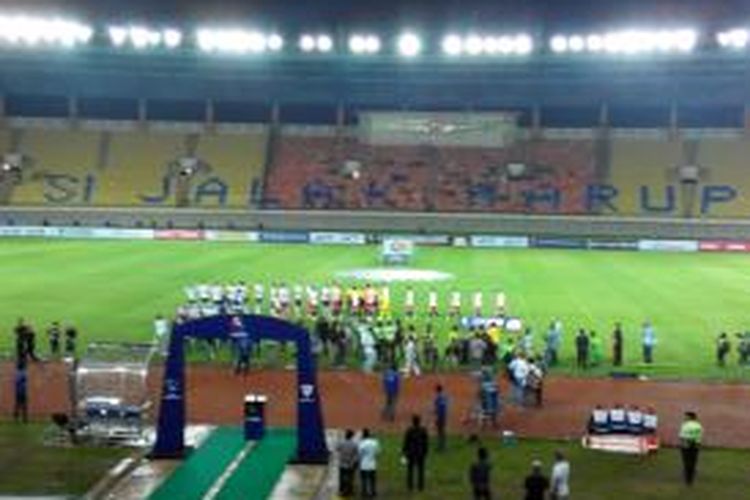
[244,394,267,441]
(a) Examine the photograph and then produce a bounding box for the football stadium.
[1,1,750,498]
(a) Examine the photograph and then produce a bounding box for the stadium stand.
[608,135,683,215]
[264,129,596,213]
[1,123,268,208]
[98,128,185,206]
[694,137,750,218]
[9,125,100,205]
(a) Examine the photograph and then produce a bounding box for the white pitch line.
[203,442,256,500]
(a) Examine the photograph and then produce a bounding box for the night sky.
[2,0,747,31]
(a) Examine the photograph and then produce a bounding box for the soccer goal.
[381,238,414,266]
[74,341,157,444]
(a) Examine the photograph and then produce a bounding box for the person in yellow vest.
[679,411,704,486]
[487,322,501,345]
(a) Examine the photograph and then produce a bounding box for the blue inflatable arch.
[152,314,329,463]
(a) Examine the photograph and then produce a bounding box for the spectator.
[47,321,61,357]
[523,459,550,500]
[336,429,359,497]
[612,322,624,366]
[468,446,492,500]
[545,320,562,367]
[358,428,380,498]
[64,326,78,357]
[643,407,659,435]
[403,336,421,377]
[14,363,28,423]
[433,384,449,451]
[642,321,656,364]
[381,364,400,422]
[508,352,530,406]
[588,404,610,434]
[575,329,589,369]
[716,332,731,367]
[402,414,429,492]
[526,357,544,407]
[679,411,704,486]
[550,450,570,500]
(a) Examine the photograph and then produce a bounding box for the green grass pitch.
[1,238,749,380]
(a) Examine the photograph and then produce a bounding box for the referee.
[679,411,704,486]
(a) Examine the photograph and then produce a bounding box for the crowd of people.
[335,411,573,499]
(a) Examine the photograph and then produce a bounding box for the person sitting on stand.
[588,404,610,434]
[643,407,659,435]
[609,403,627,433]
[626,405,644,435]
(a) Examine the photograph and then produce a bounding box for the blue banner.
[533,237,587,249]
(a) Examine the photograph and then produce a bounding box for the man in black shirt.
[402,414,429,492]
[575,329,589,369]
[469,446,491,500]
[48,322,61,357]
[14,318,28,364]
[523,460,550,500]
[612,323,624,366]
[65,326,78,357]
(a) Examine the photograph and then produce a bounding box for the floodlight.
[247,32,266,52]
[550,35,568,53]
[675,29,697,52]
[129,26,153,49]
[586,34,604,52]
[316,34,333,52]
[465,35,483,55]
[365,35,380,53]
[267,33,283,51]
[299,34,315,52]
[483,36,499,54]
[514,34,533,54]
[163,29,182,48]
[568,35,585,52]
[498,36,514,54]
[717,28,749,48]
[398,33,421,56]
[108,26,127,46]
[350,35,366,53]
[442,34,462,55]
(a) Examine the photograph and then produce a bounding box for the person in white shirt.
[278,283,290,313]
[643,407,659,435]
[210,284,224,304]
[508,353,530,406]
[427,289,439,317]
[550,450,570,500]
[185,285,198,303]
[197,283,210,302]
[449,290,461,317]
[404,286,415,317]
[403,336,421,377]
[320,284,331,310]
[307,285,319,317]
[473,291,483,317]
[495,292,506,316]
[253,283,264,313]
[358,428,380,498]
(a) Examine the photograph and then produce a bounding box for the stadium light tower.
[398,32,422,57]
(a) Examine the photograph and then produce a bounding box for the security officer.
[679,411,704,486]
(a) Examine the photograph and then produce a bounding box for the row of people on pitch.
[13,318,78,362]
[183,281,512,320]
[587,404,658,435]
